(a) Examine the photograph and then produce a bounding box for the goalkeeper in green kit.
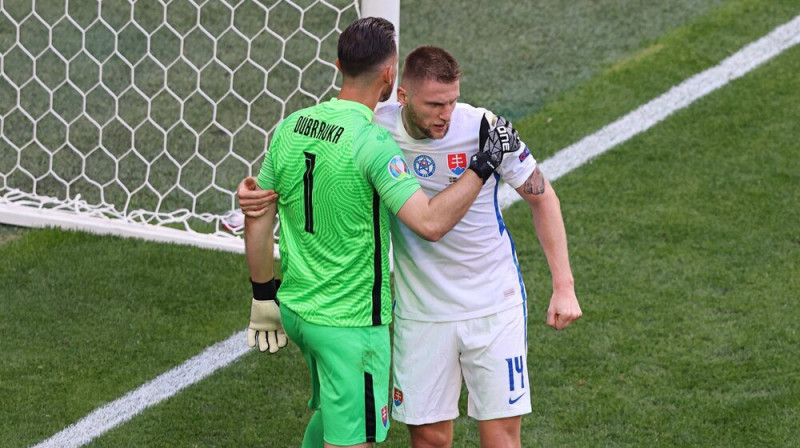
[244,17,520,447]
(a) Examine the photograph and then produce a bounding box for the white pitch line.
[32,13,800,448]
[31,331,249,448]
[498,13,800,210]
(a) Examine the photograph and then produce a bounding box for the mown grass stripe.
[498,13,800,209]
[32,331,248,448]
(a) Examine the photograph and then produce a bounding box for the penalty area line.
[33,13,800,448]
[498,13,800,209]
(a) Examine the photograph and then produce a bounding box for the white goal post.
[0,0,400,254]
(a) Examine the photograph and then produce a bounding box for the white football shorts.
[391,303,531,424]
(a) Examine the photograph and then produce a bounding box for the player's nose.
[440,106,453,122]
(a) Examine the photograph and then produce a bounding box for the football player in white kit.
[238,45,582,447]
[378,46,581,448]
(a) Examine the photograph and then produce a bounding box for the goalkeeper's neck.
[335,57,397,111]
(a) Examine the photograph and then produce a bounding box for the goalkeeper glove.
[247,278,288,354]
[469,114,521,182]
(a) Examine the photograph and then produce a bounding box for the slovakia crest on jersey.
[447,153,468,176]
[381,406,389,427]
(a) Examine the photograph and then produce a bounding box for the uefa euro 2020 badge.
[388,155,412,180]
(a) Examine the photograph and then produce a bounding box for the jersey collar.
[329,98,374,121]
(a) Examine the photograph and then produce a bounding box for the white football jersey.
[373,102,537,322]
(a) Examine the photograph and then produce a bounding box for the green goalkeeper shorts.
[281,305,391,445]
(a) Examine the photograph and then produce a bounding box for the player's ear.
[334,58,342,73]
[397,86,408,106]
[381,62,394,84]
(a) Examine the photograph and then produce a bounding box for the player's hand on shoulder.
[238,176,278,218]
[490,114,521,153]
[546,288,582,331]
[469,113,522,182]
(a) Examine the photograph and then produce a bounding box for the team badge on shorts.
[393,388,403,407]
[381,406,389,427]
[447,153,468,175]
[413,155,436,177]
[388,155,411,180]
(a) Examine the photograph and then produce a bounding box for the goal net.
[0,0,395,253]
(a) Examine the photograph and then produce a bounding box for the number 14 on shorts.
[506,356,526,404]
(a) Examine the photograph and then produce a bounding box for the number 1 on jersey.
[303,152,316,233]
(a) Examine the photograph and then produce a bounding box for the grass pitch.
[2,0,799,446]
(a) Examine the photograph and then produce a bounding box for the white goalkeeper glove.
[247,278,288,354]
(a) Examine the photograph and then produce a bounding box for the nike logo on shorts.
[508,393,526,405]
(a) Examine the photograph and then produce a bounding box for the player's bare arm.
[244,200,288,353]
[516,173,582,330]
[238,176,278,218]
[395,169,483,242]
[523,166,546,195]
[244,200,277,285]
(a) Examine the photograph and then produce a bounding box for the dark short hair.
[337,17,397,77]
[402,46,461,84]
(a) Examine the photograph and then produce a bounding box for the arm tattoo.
[524,166,546,195]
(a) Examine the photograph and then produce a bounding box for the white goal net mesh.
[0,0,361,247]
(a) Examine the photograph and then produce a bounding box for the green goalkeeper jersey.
[258,98,419,327]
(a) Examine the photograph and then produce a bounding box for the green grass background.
[2,0,800,446]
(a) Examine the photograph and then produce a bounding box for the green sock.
[302,410,324,448]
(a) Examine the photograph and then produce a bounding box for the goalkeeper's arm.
[245,200,276,284]
[244,201,287,353]
[394,114,520,242]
